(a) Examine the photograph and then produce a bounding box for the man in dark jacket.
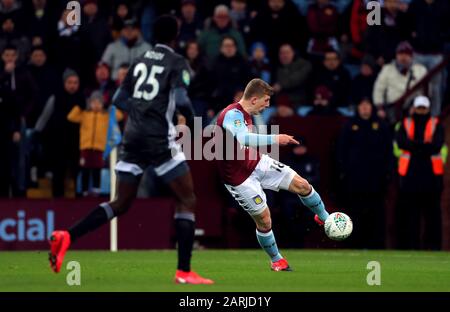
[28,46,59,129]
[337,98,393,248]
[28,46,59,180]
[37,69,85,197]
[0,44,37,196]
[0,14,30,65]
[80,0,112,87]
[0,55,20,197]
[249,0,306,60]
[365,0,408,65]
[313,49,351,107]
[210,35,251,113]
[395,95,445,250]
[177,0,203,50]
[273,43,312,107]
[351,54,377,106]
[406,0,450,115]
[197,4,246,65]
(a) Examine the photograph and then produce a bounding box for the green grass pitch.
[1,250,449,292]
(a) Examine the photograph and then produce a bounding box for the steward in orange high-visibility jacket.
[394,96,445,250]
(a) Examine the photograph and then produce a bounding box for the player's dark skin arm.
[112,88,131,112]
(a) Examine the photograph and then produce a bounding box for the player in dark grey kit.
[48,15,213,285]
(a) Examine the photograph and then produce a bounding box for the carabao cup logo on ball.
[334,213,347,232]
[324,212,353,241]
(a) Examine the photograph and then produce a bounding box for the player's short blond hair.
[243,78,274,100]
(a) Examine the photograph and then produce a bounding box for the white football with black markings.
[324,212,353,241]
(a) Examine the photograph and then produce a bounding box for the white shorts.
[225,154,297,216]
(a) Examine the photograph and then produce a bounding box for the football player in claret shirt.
[215,78,330,271]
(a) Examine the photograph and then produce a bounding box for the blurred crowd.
[0,0,449,249]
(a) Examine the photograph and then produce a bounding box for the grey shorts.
[115,149,189,184]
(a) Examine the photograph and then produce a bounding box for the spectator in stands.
[28,47,58,121]
[0,44,36,121]
[365,0,408,66]
[273,99,296,119]
[373,41,427,124]
[209,35,251,114]
[28,45,57,130]
[37,69,85,197]
[313,49,351,108]
[113,63,129,130]
[293,0,353,15]
[55,8,82,74]
[67,91,123,197]
[0,0,23,26]
[273,43,312,107]
[184,40,212,124]
[407,0,450,116]
[115,63,129,86]
[23,0,57,49]
[248,41,274,123]
[306,0,340,58]
[28,46,58,183]
[337,98,392,248]
[349,0,369,60]
[0,15,30,65]
[0,0,21,12]
[198,4,246,65]
[229,0,252,45]
[279,136,321,247]
[307,85,339,116]
[351,54,377,106]
[110,2,132,40]
[250,0,306,60]
[0,46,20,197]
[101,18,151,80]
[177,0,202,51]
[80,0,112,87]
[0,44,37,196]
[85,62,116,107]
[249,42,271,83]
[395,95,445,250]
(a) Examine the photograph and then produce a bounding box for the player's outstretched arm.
[223,109,274,147]
[223,109,299,147]
[276,134,300,146]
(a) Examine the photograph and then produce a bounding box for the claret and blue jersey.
[215,103,277,186]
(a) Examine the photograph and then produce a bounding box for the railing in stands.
[393,55,450,118]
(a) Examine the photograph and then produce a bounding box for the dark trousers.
[49,150,78,198]
[81,168,101,193]
[0,140,12,197]
[397,190,442,250]
[345,191,386,249]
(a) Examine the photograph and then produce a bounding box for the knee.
[257,214,272,232]
[177,194,197,212]
[110,197,133,216]
[293,176,312,196]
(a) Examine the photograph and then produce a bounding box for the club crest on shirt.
[234,119,242,127]
[253,195,263,205]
